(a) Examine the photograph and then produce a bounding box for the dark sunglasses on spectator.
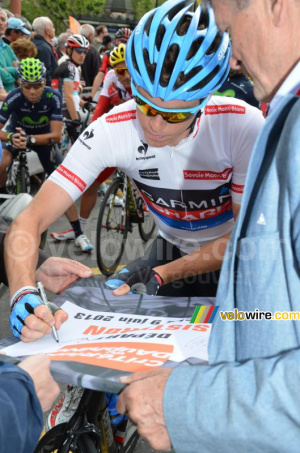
[114,67,129,76]
[74,48,88,54]
[21,81,44,90]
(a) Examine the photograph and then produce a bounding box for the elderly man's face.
[0,12,7,36]
[211,0,276,102]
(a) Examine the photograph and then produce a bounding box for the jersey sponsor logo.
[183,167,232,181]
[133,180,233,231]
[138,141,148,155]
[83,129,94,140]
[231,183,244,193]
[67,62,76,79]
[21,115,49,125]
[78,137,91,150]
[46,92,54,98]
[56,165,86,192]
[73,81,80,92]
[204,104,246,115]
[139,168,160,180]
[136,141,155,160]
[105,110,136,123]
[51,79,59,90]
[2,102,8,111]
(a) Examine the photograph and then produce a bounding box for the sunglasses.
[21,82,44,90]
[74,48,88,54]
[114,67,129,76]
[132,84,204,124]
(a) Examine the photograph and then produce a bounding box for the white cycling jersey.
[50,96,264,253]
[101,69,132,101]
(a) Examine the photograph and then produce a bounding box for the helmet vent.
[131,44,140,76]
[168,3,186,22]
[189,66,219,91]
[187,37,204,60]
[155,24,166,52]
[174,66,202,89]
[159,43,179,87]
[143,49,156,84]
[176,14,191,37]
[144,14,154,37]
[197,8,209,30]
[206,31,222,55]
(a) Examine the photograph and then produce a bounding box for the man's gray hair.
[204,0,251,10]
[0,8,7,20]
[32,17,53,35]
[57,32,70,49]
[79,23,95,38]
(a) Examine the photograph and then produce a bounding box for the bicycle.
[6,147,31,195]
[96,172,156,276]
[34,388,139,453]
[5,137,60,195]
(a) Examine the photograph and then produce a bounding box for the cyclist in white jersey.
[50,43,131,242]
[5,0,264,342]
[51,34,95,252]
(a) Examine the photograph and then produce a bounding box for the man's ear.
[270,0,284,26]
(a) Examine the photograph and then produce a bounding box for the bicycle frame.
[6,148,31,195]
[115,173,144,230]
[97,171,156,276]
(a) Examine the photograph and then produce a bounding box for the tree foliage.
[21,0,106,34]
[132,0,166,20]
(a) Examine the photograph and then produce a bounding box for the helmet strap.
[186,110,202,134]
[69,49,80,66]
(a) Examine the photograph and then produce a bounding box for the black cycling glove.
[124,268,164,295]
[66,119,81,143]
[82,101,95,113]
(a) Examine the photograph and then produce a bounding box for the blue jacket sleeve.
[164,348,300,453]
[0,361,43,453]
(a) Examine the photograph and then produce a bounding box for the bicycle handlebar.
[63,118,83,126]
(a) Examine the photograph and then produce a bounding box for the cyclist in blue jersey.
[215,68,260,108]
[0,57,63,193]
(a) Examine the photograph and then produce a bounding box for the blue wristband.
[10,293,43,339]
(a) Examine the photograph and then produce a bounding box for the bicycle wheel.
[34,423,97,453]
[96,177,128,276]
[138,198,156,241]
[17,166,30,194]
[6,162,17,194]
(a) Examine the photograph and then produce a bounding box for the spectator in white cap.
[3,17,31,45]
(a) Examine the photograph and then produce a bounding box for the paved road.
[0,191,167,453]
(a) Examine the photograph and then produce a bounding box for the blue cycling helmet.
[126,0,231,102]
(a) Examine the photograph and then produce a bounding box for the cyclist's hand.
[82,101,95,113]
[117,368,173,451]
[66,119,81,143]
[11,128,27,149]
[10,293,68,342]
[112,268,164,296]
[105,267,136,291]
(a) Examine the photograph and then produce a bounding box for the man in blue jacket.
[32,17,57,86]
[116,0,300,452]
